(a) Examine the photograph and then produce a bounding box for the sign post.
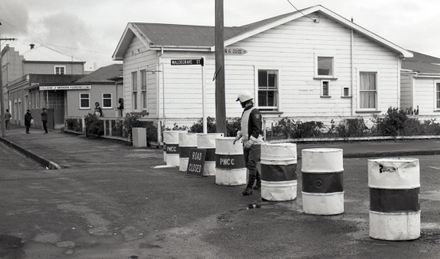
[171,57,206,133]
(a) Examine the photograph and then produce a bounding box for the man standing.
[41,108,48,134]
[24,110,32,134]
[234,91,264,196]
[4,109,12,129]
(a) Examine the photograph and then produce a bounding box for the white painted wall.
[400,71,414,110]
[156,12,401,121]
[123,36,158,117]
[413,78,440,115]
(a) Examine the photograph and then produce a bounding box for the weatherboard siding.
[23,63,84,75]
[400,72,414,110]
[123,36,158,117]
[413,78,439,115]
[157,14,400,120]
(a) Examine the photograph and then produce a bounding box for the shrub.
[65,118,82,132]
[188,117,241,136]
[292,121,324,138]
[123,112,144,139]
[336,118,367,138]
[377,107,408,136]
[85,114,104,137]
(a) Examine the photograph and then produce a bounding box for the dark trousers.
[25,124,30,133]
[5,120,9,129]
[42,120,48,133]
[243,144,261,177]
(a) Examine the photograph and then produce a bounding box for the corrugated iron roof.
[403,51,440,74]
[132,10,299,47]
[23,45,84,63]
[75,64,122,83]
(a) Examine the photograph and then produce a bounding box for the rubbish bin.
[132,127,147,148]
[215,137,247,185]
[301,148,344,215]
[368,158,420,241]
[260,143,298,201]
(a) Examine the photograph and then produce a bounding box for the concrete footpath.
[2,128,440,168]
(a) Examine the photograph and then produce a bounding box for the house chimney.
[30,43,35,49]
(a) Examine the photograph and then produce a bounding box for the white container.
[260,143,297,201]
[163,130,186,167]
[179,132,197,172]
[215,137,246,185]
[301,148,344,215]
[368,158,420,241]
[132,127,147,148]
[197,133,223,176]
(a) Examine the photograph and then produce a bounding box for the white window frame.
[102,93,112,109]
[132,71,138,110]
[435,81,440,110]
[79,93,90,109]
[358,71,379,111]
[54,65,66,75]
[256,69,279,111]
[321,80,331,98]
[315,54,337,79]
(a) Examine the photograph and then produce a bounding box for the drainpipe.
[350,28,354,116]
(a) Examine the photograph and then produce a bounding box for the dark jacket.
[242,105,263,139]
[41,111,48,121]
[24,112,32,126]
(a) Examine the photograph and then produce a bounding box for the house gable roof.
[76,64,123,84]
[23,45,84,63]
[112,5,412,60]
[402,51,440,74]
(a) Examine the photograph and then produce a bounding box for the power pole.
[215,0,227,135]
[0,22,16,138]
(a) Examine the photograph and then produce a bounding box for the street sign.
[171,58,204,66]
[187,148,206,176]
[224,48,247,55]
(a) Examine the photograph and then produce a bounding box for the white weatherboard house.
[401,51,440,116]
[112,5,412,138]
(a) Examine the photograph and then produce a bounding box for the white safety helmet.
[236,91,253,103]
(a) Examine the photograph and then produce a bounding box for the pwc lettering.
[219,157,235,166]
[166,146,177,153]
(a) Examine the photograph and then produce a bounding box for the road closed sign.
[187,149,206,176]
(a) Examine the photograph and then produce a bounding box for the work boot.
[253,173,261,190]
[242,175,256,196]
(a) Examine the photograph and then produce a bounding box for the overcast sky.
[0,0,438,70]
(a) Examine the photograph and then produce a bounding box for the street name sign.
[171,58,204,66]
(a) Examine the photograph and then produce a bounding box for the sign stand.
[171,57,206,133]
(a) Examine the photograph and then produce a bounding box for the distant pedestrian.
[24,109,32,134]
[94,102,103,117]
[41,108,48,134]
[4,109,12,129]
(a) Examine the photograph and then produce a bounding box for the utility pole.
[0,22,16,138]
[215,0,227,135]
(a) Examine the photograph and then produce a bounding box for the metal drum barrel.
[368,158,420,241]
[215,137,246,185]
[197,133,224,176]
[163,130,186,167]
[179,132,197,172]
[301,148,344,215]
[260,143,298,201]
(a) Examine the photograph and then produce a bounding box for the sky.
[0,0,438,70]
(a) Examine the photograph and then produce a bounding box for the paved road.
[1,130,440,258]
[0,142,39,171]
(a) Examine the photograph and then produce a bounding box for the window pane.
[258,91,266,106]
[132,72,137,91]
[103,99,111,108]
[318,57,333,76]
[80,94,88,98]
[141,70,147,90]
[133,92,137,110]
[258,71,267,87]
[322,81,329,96]
[360,72,376,90]
[268,73,276,88]
[103,94,111,98]
[344,88,349,97]
[81,99,89,108]
[360,92,376,109]
[142,92,147,108]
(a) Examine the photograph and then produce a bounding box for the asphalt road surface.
[1,142,440,258]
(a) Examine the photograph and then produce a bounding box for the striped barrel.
[179,132,197,172]
[197,133,224,176]
[215,137,247,186]
[163,130,186,167]
[301,148,344,215]
[368,158,420,241]
[260,143,298,201]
